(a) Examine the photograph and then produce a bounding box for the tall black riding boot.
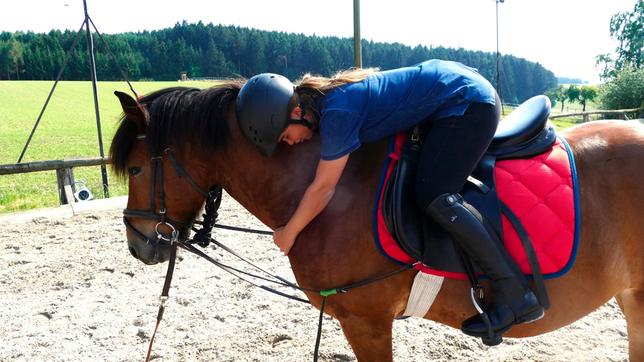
[426,193,544,340]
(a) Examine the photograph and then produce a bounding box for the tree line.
[0,21,557,103]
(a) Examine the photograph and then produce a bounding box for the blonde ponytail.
[295,67,379,94]
[293,67,379,117]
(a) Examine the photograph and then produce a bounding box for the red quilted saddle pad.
[374,137,580,279]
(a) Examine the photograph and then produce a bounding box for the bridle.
[122,138,222,254]
[122,136,226,362]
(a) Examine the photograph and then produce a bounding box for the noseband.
[123,143,222,250]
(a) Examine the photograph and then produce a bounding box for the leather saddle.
[382,95,555,274]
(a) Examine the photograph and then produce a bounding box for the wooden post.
[55,167,77,214]
[56,167,74,205]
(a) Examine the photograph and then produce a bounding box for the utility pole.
[353,0,362,68]
[496,0,505,113]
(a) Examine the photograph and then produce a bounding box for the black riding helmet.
[236,73,295,156]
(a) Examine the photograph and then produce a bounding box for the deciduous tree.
[567,85,581,108]
[599,65,644,111]
[597,0,643,79]
[578,86,598,111]
[551,85,568,112]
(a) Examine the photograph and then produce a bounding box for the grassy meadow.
[0,80,219,212]
[1,80,582,213]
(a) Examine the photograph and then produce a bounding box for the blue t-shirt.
[317,59,497,160]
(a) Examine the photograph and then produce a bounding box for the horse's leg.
[336,315,394,362]
[616,288,644,361]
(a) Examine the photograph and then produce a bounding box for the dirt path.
[0,197,628,361]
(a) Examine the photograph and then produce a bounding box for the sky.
[0,0,638,84]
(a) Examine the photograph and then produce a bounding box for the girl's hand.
[273,227,297,255]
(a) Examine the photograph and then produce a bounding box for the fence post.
[56,167,76,206]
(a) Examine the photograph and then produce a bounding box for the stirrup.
[469,287,503,346]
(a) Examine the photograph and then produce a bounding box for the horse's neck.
[213,126,320,230]
[211,114,396,291]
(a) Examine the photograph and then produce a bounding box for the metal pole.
[495,0,504,114]
[353,0,362,68]
[83,0,109,198]
[495,0,500,91]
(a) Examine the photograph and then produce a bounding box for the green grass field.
[0,80,219,213]
[0,81,580,213]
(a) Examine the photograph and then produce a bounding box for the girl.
[235,59,544,339]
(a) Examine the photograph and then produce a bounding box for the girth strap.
[499,202,550,309]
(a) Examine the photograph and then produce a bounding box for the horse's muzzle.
[127,237,172,265]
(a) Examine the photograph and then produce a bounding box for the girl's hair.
[292,67,379,118]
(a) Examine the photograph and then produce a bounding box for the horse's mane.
[110,81,243,177]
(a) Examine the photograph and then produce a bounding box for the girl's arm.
[274,154,350,254]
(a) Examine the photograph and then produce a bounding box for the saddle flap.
[383,139,424,258]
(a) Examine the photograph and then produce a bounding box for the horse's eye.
[128,167,142,176]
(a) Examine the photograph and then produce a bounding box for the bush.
[599,66,644,110]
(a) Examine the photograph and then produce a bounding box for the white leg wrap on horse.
[403,272,444,317]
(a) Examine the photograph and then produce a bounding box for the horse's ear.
[114,91,147,132]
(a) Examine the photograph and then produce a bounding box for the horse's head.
[110,85,240,264]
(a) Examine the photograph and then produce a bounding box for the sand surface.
[0,196,629,361]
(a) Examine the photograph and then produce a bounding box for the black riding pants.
[415,100,501,211]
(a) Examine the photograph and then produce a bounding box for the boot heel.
[481,334,503,346]
[517,308,545,324]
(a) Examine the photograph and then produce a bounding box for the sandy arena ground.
[0,195,629,361]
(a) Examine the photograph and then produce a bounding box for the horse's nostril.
[129,246,139,259]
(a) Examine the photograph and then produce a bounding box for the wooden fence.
[0,157,109,211]
[549,107,643,122]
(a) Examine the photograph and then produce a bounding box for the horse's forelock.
[109,87,189,177]
[109,115,140,178]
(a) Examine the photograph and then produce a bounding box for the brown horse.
[110,83,644,361]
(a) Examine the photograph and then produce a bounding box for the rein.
[127,142,414,362]
[177,236,414,362]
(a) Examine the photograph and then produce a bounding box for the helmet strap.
[286,117,316,130]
